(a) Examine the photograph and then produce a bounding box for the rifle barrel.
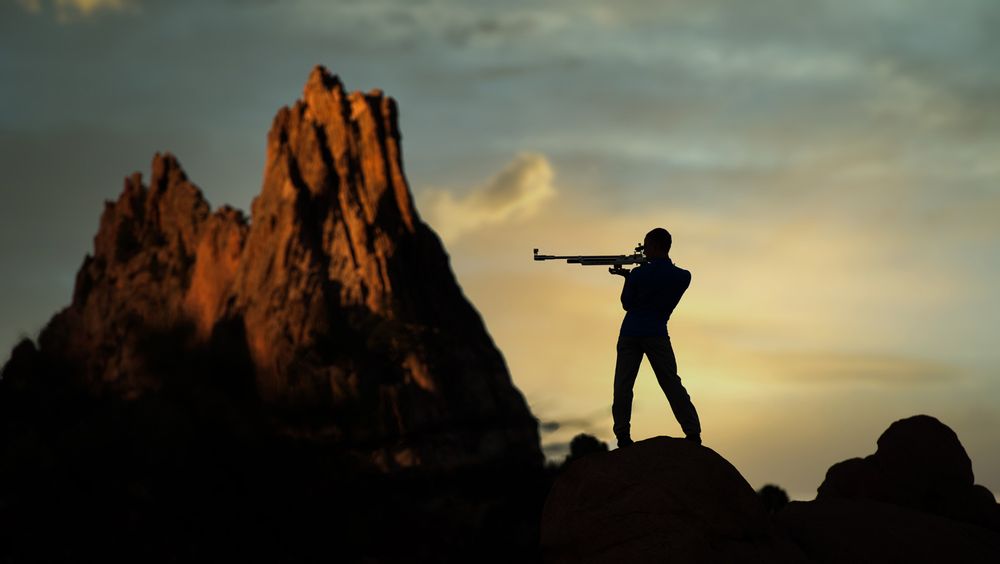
[533,246,647,267]
[571,258,637,265]
[535,255,625,261]
[533,251,645,266]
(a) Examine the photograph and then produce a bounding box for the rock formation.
[778,415,1000,563]
[0,66,548,562]
[542,420,1000,563]
[541,437,807,563]
[816,415,1000,531]
[11,65,540,473]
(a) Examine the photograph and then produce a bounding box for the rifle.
[533,244,647,276]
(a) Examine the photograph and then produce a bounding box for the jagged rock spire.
[32,67,541,471]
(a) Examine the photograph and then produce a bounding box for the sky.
[2,0,999,500]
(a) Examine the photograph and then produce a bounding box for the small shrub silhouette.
[757,484,790,514]
[563,433,609,466]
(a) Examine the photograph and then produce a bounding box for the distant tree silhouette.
[563,434,609,466]
[757,484,790,514]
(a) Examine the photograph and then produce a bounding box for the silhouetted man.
[609,227,701,448]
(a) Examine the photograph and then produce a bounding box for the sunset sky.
[2,0,999,500]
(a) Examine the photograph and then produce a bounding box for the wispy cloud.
[16,0,41,12]
[420,153,556,243]
[18,0,135,21]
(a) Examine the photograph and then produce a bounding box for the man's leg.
[612,335,644,446]
[642,336,701,441]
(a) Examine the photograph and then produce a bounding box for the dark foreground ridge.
[543,416,1000,563]
[0,66,544,562]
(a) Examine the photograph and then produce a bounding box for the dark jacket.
[619,258,691,337]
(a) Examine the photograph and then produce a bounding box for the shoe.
[686,435,702,445]
[617,437,634,448]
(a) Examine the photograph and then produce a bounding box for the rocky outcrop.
[542,421,1000,563]
[777,415,1000,563]
[541,437,806,563]
[14,65,540,472]
[0,66,547,562]
[816,415,1000,531]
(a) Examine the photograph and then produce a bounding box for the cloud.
[18,0,134,20]
[62,0,130,14]
[17,0,41,12]
[420,153,556,243]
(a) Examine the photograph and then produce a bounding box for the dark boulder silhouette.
[817,415,1000,532]
[777,415,1000,563]
[542,422,1000,563]
[541,437,806,563]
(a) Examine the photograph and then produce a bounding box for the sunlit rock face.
[31,66,541,472]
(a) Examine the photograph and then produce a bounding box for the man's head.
[643,228,672,259]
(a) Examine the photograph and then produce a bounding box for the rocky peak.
[26,66,540,472]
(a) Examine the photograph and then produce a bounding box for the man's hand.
[609,266,631,277]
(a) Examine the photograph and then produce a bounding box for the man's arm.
[620,270,637,311]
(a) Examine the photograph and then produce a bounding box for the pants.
[612,334,701,441]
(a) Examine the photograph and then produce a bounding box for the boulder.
[818,415,1000,531]
[778,414,1000,563]
[541,436,806,563]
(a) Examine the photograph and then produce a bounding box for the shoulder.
[672,264,692,281]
